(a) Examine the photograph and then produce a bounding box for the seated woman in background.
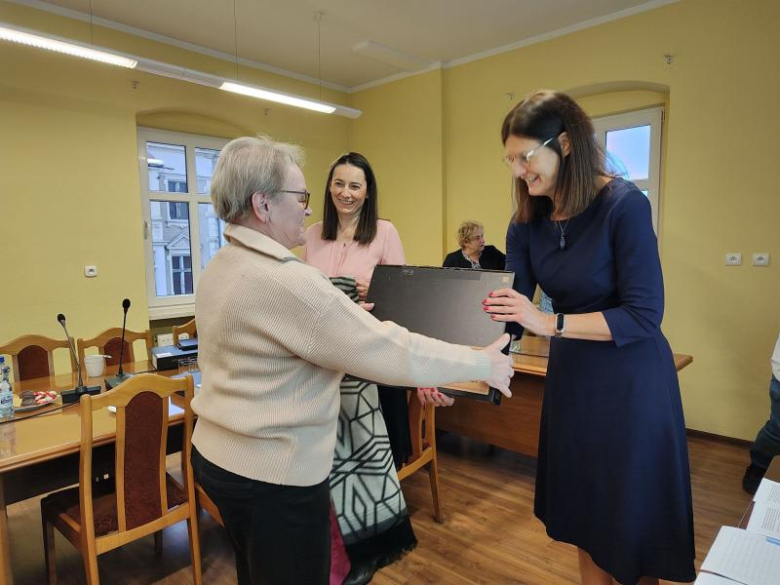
[192,136,514,585]
[304,152,452,585]
[443,220,506,269]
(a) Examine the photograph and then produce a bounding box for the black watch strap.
[554,313,565,337]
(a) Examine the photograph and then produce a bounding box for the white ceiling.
[14,0,675,90]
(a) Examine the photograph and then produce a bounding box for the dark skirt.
[534,336,696,585]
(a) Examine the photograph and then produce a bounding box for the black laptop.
[366,265,514,404]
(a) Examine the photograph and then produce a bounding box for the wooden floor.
[7,433,753,584]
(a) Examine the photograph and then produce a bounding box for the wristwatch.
[554,313,565,338]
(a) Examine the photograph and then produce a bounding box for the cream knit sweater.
[192,224,491,486]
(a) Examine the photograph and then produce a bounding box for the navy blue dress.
[506,179,695,585]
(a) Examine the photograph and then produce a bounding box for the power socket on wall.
[157,333,174,347]
[725,253,742,266]
[752,253,770,267]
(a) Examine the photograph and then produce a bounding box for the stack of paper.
[696,478,780,585]
[747,478,780,539]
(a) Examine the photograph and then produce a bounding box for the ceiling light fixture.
[0,23,137,68]
[0,21,361,118]
[220,82,336,114]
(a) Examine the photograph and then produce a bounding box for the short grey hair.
[211,136,305,223]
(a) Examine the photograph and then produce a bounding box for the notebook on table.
[365,265,514,404]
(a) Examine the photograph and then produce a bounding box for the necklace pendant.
[559,233,566,251]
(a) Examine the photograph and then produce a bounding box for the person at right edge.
[483,90,695,585]
[742,332,780,494]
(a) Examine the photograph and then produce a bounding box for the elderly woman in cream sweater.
[190,135,513,585]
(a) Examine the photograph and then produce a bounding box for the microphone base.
[61,385,103,404]
[104,373,134,391]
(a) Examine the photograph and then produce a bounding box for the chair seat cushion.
[42,474,187,536]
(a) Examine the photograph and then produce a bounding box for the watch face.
[556,313,565,333]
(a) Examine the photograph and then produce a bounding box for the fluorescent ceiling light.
[0,22,360,118]
[221,82,336,114]
[0,24,137,68]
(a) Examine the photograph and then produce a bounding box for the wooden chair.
[397,393,443,523]
[172,318,197,346]
[77,328,153,368]
[0,334,76,383]
[40,373,202,585]
[194,483,223,526]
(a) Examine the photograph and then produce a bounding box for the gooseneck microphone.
[57,313,85,389]
[104,299,134,390]
[116,298,131,377]
[57,313,101,403]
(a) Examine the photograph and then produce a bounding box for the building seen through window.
[140,130,228,314]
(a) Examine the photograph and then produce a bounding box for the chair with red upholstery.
[77,328,152,369]
[40,373,202,584]
[0,334,75,383]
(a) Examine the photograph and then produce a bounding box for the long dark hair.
[501,90,609,223]
[321,152,379,244]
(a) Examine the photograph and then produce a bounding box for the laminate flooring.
[6,433,753,584]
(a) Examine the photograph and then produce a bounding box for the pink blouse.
[303,219,406,283]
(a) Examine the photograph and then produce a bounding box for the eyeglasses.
[503,136,555,168]
[278,189,311,209]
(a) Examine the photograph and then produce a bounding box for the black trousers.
[192,448,331,585]
[377,385,412,469]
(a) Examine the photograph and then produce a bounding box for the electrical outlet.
[84,265,98,277]
[725,253,742,266]
[157,333,174,347]
[753,253,770,267]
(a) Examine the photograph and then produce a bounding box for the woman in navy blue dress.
[484,91,695,585]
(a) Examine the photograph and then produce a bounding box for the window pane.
[605,125,651,181]
[150,200,193,297]
[641,190,649,197]
[198,203,227,270]
[147,142,187,192]
[196,148,220,194]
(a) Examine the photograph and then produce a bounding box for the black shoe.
[742,464,766,495]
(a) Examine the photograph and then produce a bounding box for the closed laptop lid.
[366,265,514,347]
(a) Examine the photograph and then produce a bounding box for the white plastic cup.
[84,355,107,378]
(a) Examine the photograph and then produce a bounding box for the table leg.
[0,477,12,585]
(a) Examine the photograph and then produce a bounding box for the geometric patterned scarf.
[328,277,417,583]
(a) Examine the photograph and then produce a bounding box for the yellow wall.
[349,69,446,266]
[0,2,349,372]
[352,0,780,439]
[1,0,778,440]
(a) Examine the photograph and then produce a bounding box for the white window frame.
[137,127,228,319]
[592,107,663,232]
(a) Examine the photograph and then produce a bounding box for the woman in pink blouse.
[303,158,404,299]
[304,153,450,585]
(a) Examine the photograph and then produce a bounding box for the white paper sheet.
[748,479,780,539]
[700,526,780,585]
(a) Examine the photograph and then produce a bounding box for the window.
[138,128,229,318]
[592,107,663,232]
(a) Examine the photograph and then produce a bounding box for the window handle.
[143,220,149,240]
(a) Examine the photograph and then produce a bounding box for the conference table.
[436,335,694,456]
[0,362,184,585]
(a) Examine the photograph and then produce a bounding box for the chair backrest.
[77,328,153,367]
[0,334,75,383]
[172,318,197,346]
[407,394,435,461]
[78,373,195,548]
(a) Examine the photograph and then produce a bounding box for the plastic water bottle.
[0,357,14,421]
